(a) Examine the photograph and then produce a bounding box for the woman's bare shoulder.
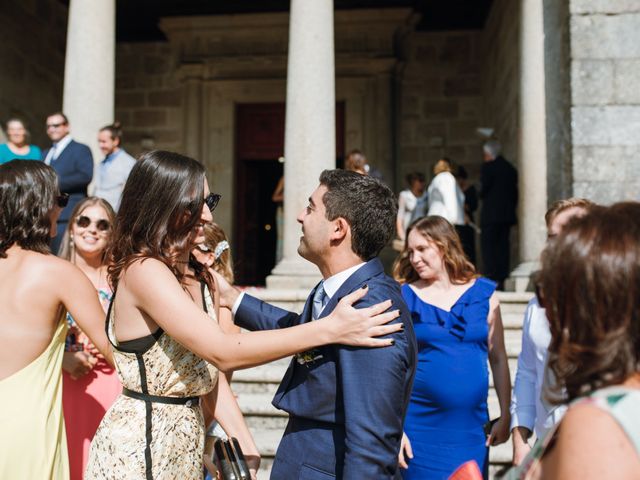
[119,257,179,293]
[546,401,640,478]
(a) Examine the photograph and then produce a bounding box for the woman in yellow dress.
[0,160,113,479]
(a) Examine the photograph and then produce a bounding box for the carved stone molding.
[161,9,417,78]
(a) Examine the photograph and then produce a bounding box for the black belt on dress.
[122,387,200,407]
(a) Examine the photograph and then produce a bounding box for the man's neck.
[318,251,365,279]
[54,134,71,145]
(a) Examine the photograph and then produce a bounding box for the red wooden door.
[234,102,345,285]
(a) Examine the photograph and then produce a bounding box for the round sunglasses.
[75,215,111,232]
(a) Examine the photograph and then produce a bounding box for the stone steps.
[231,291,532,477]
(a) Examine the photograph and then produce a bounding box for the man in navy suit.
[42,112,93,253]
[217,169,416,479]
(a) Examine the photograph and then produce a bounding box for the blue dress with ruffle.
[401,278,496,480]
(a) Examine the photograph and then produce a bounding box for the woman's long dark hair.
[541,202,640,402]
[0,160,58,258]
[107,150,211,290]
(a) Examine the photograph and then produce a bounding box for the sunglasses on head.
[75,215,111,232]
[56,193,69,208]
[204,193,222,213]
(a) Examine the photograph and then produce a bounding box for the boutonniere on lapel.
[296,348,323,366]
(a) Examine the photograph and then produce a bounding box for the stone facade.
[397,30,484,188]
[570,0,640,203]
[115,43,183,158]
[0,0,67,146]
[480,0,521,164]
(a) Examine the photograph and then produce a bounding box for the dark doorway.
[234,102,345,286]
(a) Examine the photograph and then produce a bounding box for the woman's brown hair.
[540,202,640,402]
[393,215,477,284]
[58,196,116,263]
[107,150,211,291]
[0,160,58,257]
[201,222,234,284]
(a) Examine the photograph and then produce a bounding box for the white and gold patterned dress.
[86,284,219,480]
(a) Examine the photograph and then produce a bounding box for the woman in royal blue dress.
[393,215,511,479]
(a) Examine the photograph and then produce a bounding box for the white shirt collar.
[321,262,367,300]
[53,134,72,153]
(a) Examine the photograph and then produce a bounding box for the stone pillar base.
[266,257,322,290]
[505,260,540,292]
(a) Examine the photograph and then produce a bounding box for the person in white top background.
[396,171,428,241]
[427,157,465,226]
[510,197,594,465]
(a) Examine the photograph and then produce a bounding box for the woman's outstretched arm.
[124,259,401,372]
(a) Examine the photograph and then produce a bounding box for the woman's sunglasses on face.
[56,193,69,208]
[75,215,111,232]
[205,193,222,213]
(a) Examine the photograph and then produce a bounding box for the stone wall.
[397,30,484,189]
[0,0,67,146]
[115,43,183,158]
[480,0,521,163]
[569,0,640,203]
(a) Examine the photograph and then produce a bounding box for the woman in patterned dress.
[86,150,401,480]
[58,197,121,480]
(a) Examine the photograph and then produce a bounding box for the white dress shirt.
[44,134,73,165]
[232,262,366,316]
[427,171,465,225]
[397,189,428,234]
[510,297,567,438]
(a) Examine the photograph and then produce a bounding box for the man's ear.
[330,217,350,242]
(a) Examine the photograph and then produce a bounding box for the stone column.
[62,0,115,173]
[266,0,336,289]
[510,0,548,291]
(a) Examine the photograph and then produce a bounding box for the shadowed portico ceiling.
[115,0,493,41]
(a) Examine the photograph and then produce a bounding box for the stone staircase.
[231,289,533,478]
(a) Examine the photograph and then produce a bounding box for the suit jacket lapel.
[318,258,384,319]
[272,281,321,405]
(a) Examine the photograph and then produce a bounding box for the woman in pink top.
[58,197,121,480]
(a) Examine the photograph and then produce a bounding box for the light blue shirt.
[94,149,136,211]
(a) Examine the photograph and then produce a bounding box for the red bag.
[448,460,483,480]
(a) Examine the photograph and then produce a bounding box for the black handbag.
[212,437,251,480]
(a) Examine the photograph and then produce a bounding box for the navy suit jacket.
[43,140,93,222]
[236,258,417,479]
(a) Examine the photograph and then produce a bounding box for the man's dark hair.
[47,112,69,124]
[319,169,396,260]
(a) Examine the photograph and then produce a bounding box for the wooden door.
[234,102,345,285]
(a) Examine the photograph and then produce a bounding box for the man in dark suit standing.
[480,140,518,290]
[216,169,416,479]
[42,112,93,253]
